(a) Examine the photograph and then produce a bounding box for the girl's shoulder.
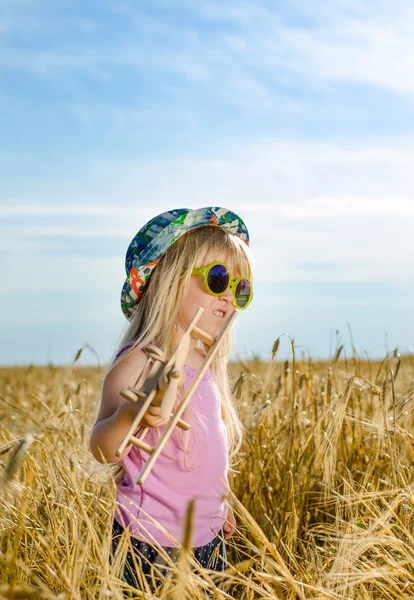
[104,345,148,395]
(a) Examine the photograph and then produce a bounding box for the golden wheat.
[0,347,413,598]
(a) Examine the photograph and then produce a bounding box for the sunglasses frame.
[191,262,253,310]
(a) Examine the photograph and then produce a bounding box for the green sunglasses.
[188,262,253,310]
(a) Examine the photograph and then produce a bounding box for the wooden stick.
[115,388,157,456]
[191,326,215,347]
[136,311,237,485]
[129,436,154,454]
[138,427,149,440]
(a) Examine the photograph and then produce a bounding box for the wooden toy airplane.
[115,306,237,485]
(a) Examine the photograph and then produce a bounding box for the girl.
[90,207,253,588]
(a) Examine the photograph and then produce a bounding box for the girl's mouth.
[213,310,225,318]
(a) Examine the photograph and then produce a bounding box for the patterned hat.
[121,206,250,320]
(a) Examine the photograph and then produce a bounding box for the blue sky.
[1,0,413,365]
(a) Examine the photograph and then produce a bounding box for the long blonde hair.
[108,225,253,459]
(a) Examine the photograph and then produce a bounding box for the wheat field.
[1,341,414,599]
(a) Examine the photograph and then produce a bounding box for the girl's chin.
[187,313,225,339]
[205,319,224,337]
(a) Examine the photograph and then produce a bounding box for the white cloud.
[5,226,128,237]
[0,204,155,217]
[2,255,121,293]
[3,195,414,223]
[240,197,414,218]
[2,0,414,101]
[273,18,414,95]
[0,49,104,77]
[126,0,414,98]
[1,136,414,291]
[69,102,200,129]
[195,2,252,24]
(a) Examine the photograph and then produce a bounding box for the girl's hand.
[223,505,236,540]
[140,404,171,429]
[116,400,170,429]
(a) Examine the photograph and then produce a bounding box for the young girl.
[90,207,253,587]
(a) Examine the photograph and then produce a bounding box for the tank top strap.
[114,341,136,363]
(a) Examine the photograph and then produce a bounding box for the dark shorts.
[112,518,227,589]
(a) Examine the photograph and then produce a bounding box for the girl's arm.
[89,350,169,464]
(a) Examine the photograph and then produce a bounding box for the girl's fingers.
[141,405,171,427]
[154,417,169,426]
[145,412,170,428]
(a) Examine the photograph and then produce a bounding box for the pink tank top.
[114,345,229,548]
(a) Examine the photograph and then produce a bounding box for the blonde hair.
[108,225,253,459]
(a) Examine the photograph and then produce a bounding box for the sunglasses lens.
[207,264,229,294]
[235,279,251,308]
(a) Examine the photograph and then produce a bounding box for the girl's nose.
[219,286,233,304]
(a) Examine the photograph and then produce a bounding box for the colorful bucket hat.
[121,207,250,320]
